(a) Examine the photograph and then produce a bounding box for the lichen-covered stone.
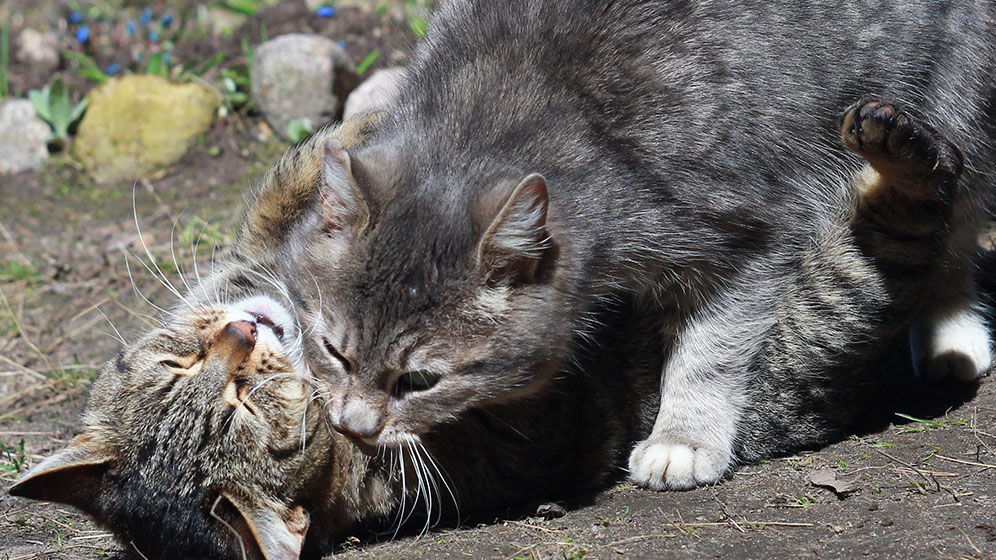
[0,99,51,174]
[251,33,359,140]
[73,75,219,184]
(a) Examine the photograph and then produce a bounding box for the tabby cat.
[264,0,995,490]
[9,98,980,559]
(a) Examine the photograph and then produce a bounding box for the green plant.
[286,118,314,143]
[28,78,89,146]
[356,49,381,75]
[405,0,434,38]
[0,438,26,474]
[1,22,9,97]
[63,50,109,83]
[214,0,271,16]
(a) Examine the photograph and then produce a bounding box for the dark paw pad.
[840,99,962,176]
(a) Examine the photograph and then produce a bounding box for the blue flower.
[338,40,346,49]
[105,63,121,75]
[75,25,90,44]
[149,30,159,42]
[316,5,335,17]
[162,14,173,28]
[68,12,84,24]
[126,20,136,36]
[141,8,152,28]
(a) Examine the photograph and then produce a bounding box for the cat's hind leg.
[840,99,992,382]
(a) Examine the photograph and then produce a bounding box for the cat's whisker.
[124,252,179,325]
[90,302,128,346]
[408,439,438,536]
[190,217,209,305]
[168,212,195,298]
[210,495,249,560]
[391,445,408,539]
[131,183,190,307]
[129,541,152,560]
[417,440,459,526]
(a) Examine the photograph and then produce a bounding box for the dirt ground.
[2,2,996,559]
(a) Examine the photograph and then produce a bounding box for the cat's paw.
[839,99,962,177]
[913,307,993,382]
[627,437,730,491]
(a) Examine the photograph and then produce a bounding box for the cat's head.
[255,127,574,449]
[8,290,350,559]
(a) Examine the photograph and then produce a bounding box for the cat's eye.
[323,338,352,372]
[159,355,202,376]
[394,370,441,396]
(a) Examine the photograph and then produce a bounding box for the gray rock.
[16,28,60,73]
[251,34,359,140]
[343,67,405,121]
[0,99,51,174]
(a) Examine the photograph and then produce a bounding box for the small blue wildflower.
[316,5,335,17]
[149,30,159,43]
[68,12,84,24]
[105,63,120,75]
[338,40,346,49]
[141,8,152,28]
[126,20,136,36]
[75,25,90,44]
[161,14,173,28]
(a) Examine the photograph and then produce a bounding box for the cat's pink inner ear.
[478,173,550,282]
[8,434,114,511]
[223,493,310,560]
[320,137,368,234]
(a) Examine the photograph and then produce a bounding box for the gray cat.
[266,0,994,490]
[9,99,978,559]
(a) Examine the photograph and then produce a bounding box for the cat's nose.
[337,400,383,440]
[213,320,257,361]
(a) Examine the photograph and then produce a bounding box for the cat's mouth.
[232,296,295,346]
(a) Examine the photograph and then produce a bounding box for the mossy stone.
[74,75,219,184]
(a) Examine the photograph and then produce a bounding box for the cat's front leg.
[628,284,775,490]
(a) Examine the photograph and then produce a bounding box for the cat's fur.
[259,0,995,489]
[9,100,978,559]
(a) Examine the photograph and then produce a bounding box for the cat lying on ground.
[10,98,980,560]
[261,0,995,491]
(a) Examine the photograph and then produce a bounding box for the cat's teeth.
[232,296,295,344]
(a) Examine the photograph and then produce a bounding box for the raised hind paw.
[628,436,730,491]
[840,99,963,182]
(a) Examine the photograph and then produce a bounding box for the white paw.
[914,308,992,382]
[628,437,729,491]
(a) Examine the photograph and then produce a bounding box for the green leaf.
[63,50,109,83]
[286,118,313,143]
[356,49,380,75]
[187,53,227,77]
[146,52,167,77]
[67,97,89,124]
[409,15,428,38]
[28,87,52,122]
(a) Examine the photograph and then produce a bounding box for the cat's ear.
[8,434,114,512]
[221,492,310,560]
[477,173,550,283]
[319,138,370,235]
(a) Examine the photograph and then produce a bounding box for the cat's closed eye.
[160,355,202,375]
[323,338,352,372]
[393,370,441,396]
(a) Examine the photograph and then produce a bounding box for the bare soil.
[2,2,995,559]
